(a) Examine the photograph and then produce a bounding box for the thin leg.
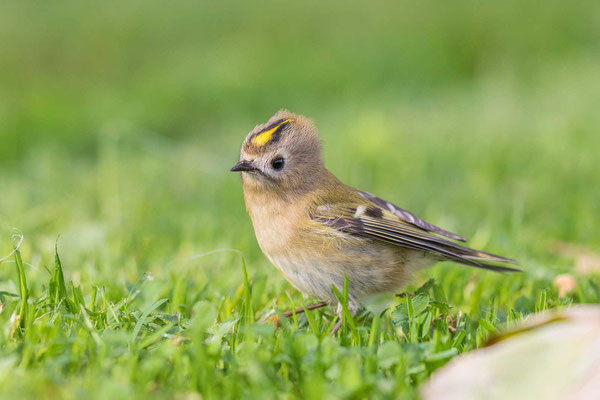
[264,302,328,328]
[331,300,359,336]
[283,301,327,318]
[331,319,342,335]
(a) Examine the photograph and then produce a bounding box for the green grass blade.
[14,249,28,328]
[130,298,169,347]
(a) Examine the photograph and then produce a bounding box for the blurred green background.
[2,0,600,291]
[2,1,599,274]
[1,1,600,397]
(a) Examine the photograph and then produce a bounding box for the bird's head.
[231,110,325,194]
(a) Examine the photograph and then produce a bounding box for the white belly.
[267,253,340,302]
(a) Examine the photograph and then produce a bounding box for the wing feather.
[313,202,520,273]
[358,191,468,242]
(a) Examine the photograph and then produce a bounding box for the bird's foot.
[263,301,328,328]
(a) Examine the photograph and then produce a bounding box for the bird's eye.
[271,157,285,170]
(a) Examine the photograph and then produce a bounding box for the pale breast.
[247,202,296,255]
[246,197,340,300]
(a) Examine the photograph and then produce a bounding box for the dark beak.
[230,160,256,172]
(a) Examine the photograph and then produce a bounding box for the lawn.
[1,1,599,399]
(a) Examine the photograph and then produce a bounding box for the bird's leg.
[282,301,327,318]
[264,302,327,328]
[331,319,343,335]
[331,299,359,335]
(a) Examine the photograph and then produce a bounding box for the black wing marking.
[358,191,468,242]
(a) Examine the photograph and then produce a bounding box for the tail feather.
[463,259,522,273]
[457,248,521,273]
[467,250,517,265]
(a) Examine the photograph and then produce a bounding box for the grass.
[1,0,600,398]
[2,241,599,399]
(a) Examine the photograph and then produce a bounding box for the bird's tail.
[452,247,521,273]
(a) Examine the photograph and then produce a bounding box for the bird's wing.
[358,190,468,242]
[311,200,519,273]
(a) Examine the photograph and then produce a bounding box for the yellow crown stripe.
[251,119,294,146]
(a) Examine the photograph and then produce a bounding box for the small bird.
[231,110,519,333]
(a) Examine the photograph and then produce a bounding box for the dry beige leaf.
[422,306,600,400]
